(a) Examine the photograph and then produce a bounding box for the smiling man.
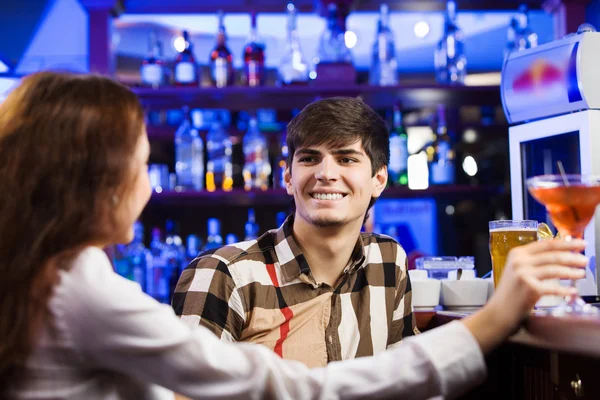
[172,97,418,367]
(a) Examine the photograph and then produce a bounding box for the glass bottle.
[429,105,456,185]
[175,106,204,191]
[514,4,538,51]
[173,30,198,86]
[242,116,271,191]
[203,218,223,251]
[273,132,288,189]
[434,0,466,85]
[243,11,266,87]
[369,4,398,86]
[140,31,167,88]
[278,2,309,85]
[388,105,409,186]
[244,208,260,241]
[210,11,235,88]
[317,3,352,65]
[205,119,233,192]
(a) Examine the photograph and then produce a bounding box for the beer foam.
[489,227,538,232]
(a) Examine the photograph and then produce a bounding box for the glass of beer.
[489,220,538,287]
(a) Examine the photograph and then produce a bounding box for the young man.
[173,97,418,367]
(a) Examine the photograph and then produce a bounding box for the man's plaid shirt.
[173,215,418,368]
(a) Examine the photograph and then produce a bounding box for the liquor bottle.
[140,31,167,88]
[243,11,265,87]
[317,3,352,65]
[514,4,538,51]
[127,221,152,292]
[429,105,455,185]
[203,218,223,251]
[369,4,398,86]
[504,16,519,59]
[209,11,235,88]
[273,132,288,189]
[146,227,175,304]
[185,234,202,265]
[205,119,233,192]
[277,2,309,85]
[175,106,204,191]
[388,105,409,186]
[434,0,466,85]
[276,212,287,228]
[173,30,198,86]
[242,116,271,191]
[244,208,260,241]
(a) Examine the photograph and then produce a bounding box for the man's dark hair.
[286,97,390,176]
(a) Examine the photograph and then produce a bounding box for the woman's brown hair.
[0,72,145,392]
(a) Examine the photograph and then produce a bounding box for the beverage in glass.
[489,220,538,287]
[527,174,600,315]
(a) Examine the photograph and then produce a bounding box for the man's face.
[284,140,387,228]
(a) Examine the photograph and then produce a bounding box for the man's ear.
[372,165,388,198]
[284,165,294,195]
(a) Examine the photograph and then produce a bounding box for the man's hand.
[463,238,588,354]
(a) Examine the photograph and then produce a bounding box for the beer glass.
[489,220,538,287]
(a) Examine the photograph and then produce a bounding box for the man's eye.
[299,157,315,163]
[340,158,356,164]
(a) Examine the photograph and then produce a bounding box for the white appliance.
[503,30,600,295]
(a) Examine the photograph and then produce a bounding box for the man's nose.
[315,157,339,182]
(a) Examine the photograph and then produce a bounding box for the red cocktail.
[528,174,600,315]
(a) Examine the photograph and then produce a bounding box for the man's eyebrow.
[330,149,365,157]
[295,148,322,156]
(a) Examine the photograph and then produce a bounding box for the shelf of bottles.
[133,1,514,109]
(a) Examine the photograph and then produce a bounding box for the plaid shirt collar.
[273,214,366,285]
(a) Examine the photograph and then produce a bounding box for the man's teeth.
[312,193,344,200]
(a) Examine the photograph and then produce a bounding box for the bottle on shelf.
[504,16,519,59]
[203,218,224,251]
[127,221,152,292]
[226,233,239,245]
[205,119,234,192]
[276,212,287,228]
[146,227,174,304]
[388,105,409,186]
[369,3,398,87]
[514,4,538,51]
[242,116,271,191]
[317,3,353,65]
[209,11,235,88]
[244,208,260,241]
[173,30,199,86]
[273,132,288,190]
[277,2,309,85]
[175,106,204,191]
[242,11,266,87]
[428,105,456,185]
[434,0,466,85]
[140,30,167,88]
[185,234,202,264]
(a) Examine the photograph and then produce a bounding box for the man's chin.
[308,216,346,228]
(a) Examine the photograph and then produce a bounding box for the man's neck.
[292,215,363,287]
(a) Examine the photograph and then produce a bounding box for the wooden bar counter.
[415,310,600,399]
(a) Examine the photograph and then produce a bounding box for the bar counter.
[415,310,600,399]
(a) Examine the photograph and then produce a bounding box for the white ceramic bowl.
[409,270,441,309]
[441,279,488,309]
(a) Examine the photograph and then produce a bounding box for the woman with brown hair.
[0,71,587,399]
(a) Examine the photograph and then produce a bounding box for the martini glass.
[527,174,600,315]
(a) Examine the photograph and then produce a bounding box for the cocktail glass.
[527,174,600,315]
